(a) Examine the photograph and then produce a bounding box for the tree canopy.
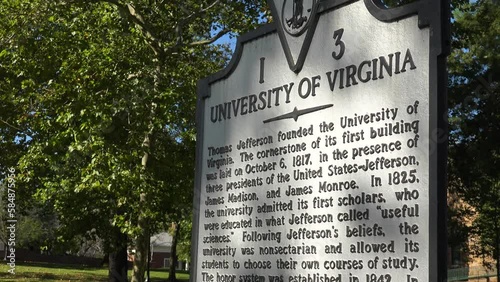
[0,0,268,281]
[448,0,500,275]
[2,0,499,280]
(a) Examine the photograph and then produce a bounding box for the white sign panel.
[192,1,448,282]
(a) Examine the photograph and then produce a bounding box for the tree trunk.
[132,131,153,282]
[132,48,160,282]
[496,212,499,282]
[132,194,150,282]
[108,232,128,282]
[2,243,7,261]
[169,222,180,282]
[1,238,7,261]
[101,253,109,267]
[147,243,151,281]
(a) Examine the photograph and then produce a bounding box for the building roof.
[150,232,173,247]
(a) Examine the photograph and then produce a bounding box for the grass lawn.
[0,262,189,281]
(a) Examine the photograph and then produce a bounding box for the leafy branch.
[0,119,22,131]
[89,0,230,58]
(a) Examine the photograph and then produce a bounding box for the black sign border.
[192,1,450,281]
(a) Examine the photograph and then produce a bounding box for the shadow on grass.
[0,262,189,281]
[0,262,107,281]
[16,261,103,270]
[0,272,107,281]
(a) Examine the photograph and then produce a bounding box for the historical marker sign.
[192,1,448,282]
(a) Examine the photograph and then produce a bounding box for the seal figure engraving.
[282,0,318,36]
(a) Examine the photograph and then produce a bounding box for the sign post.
[192,1,449,281]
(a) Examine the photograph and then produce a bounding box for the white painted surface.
[196,1,431,281]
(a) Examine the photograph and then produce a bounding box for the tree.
[0,183,8,260]
[175,218,193,265]
[448,0,500,277]
[151,130,197,282]
[0,0,268,281]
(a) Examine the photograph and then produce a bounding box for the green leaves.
[1,0,267,279]
[448,0,500,268]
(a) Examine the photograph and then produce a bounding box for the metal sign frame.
[192,1,449,281]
